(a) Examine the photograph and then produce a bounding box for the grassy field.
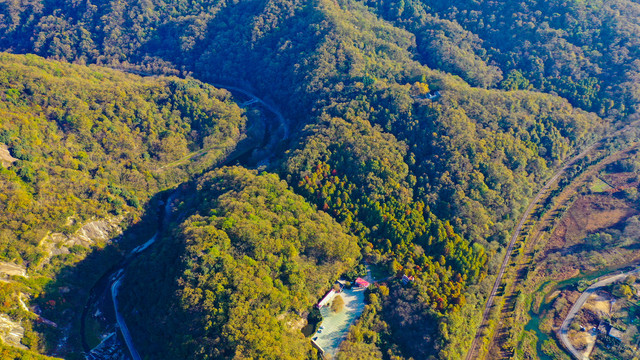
[589,177,613,193]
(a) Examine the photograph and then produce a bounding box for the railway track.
[466,120,640,360]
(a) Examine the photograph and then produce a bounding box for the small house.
[609,327,624,340]
[317,289,336,308]
[425,91,441,100]
[402,275,415,285]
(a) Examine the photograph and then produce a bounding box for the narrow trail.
[156,146,220,170]
[465,120,640,360]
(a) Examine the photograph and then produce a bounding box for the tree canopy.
[121,167,359,359]
[0,0,636,357]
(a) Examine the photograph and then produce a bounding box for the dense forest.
[0,0,638,358]
[366,0,640,116]
[0,53,246,357]
[120,167,359,359]
[0,53,246,264]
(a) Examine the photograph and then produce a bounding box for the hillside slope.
[120,167,359,359]
[0,53,246,356]
[0,0,635,358]
[0,52,245,263]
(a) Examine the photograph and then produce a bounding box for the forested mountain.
[120,167,359,359]
[0,0,637,358]
[366,0,640,116]
[0,53,246,357]
[0,52,245,264]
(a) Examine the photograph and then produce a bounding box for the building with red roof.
[355,277,370,288]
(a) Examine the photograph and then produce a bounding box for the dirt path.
[156,146,222,170]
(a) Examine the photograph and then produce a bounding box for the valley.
[475,131,640,359]
[0,0,640,359]
[81,83,290,360]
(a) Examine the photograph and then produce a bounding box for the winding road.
[211,83,289,140]
[559,267,640,360]
[111,273,140,360]
[86,83,290,360]
[85,190,177,360]
[89,73,639,360]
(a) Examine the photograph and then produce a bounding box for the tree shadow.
[31,189,172,359]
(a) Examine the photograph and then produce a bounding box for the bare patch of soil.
[0,144,17,167]
[0,314,25,349]
[38,217,123,268]
[0,262,27,278]
[601,172,640,189]
[584,292,612,316]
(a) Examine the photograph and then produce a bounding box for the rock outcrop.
[40,217,123,258]
[0,314,25,349]
[0,144,17,168]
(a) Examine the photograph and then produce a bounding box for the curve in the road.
[103,84,290,360]
[104,194,175,360]
[465,120,640,360]
[559,267,640,360]
[464,142,597,360]
[211,83,289,140]
[111,275,141,360]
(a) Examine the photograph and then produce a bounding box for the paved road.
[95,193,175,359]
[465,120,640,360]
[103,83,290,360]
[464,141,598,360]
[111,274,141,360]
[115,68,290,140]
[559,267,640,360]
[211,83,289,140]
